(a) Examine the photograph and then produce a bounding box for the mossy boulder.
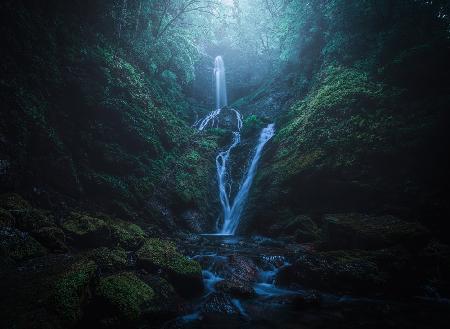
[140,275,179,317]
[50,259,97,326]
[0,194,54,231]
[107,217,145,250]
[15,208,55,232]
[95,272,156,322]
[62,212,145,250]
[0,208,14,227]
[62,213,110,248]
[322,213,430,251]
[0,227,47,261]
[32,226,67,252]
[0,255,97,329]
[87,247,127,272]
[136,238,203,297]
[0,193,31,211]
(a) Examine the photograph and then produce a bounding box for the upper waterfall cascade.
[195,56,275,235]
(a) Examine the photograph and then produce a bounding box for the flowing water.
[163,235,449,329]
[215,56,228,110]
[196,55,275,235]
[219,124,275,235]
[181,57,450,329]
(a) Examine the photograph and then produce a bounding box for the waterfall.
[195,56,275,235]
[194,56,228,131]
[214,56,228,110]
[219,124,275,235]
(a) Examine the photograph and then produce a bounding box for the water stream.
[196,56,275,235]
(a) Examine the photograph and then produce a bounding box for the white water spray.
[219,124,275,235]
[194,56,228,131]
[215,56,228,110]
[195,56,275,235]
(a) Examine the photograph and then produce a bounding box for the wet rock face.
[227,255,259,284]
[181,209,208,233]
[201,292,242,322]
[215,279,256,299]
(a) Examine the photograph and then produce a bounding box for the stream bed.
[161,235,450,329]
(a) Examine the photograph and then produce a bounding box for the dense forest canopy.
[1,0,450,328]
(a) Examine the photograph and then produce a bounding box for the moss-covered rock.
[87,247,127,272]
[50,259,97,326]
[0,227,47,261]
[140,275,178,317]
[0,194,56,233]
[96,272,156,322]
[0,208,14,227]
[32,226,67,252]
[136,238,203,297]
[107,217,145,250]
[62,212,145,250]
[0,255,97,329]
[15,208,55,232]
[62,213,110,248]
[0,193,31,211]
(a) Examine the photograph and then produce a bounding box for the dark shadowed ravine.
[1,1,450,329]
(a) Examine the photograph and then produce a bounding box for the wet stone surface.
[164,235,450,329]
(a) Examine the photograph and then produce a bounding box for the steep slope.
[240,1,450,240]
[0,1,219,231]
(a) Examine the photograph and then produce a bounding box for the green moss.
[99,215,145,250]
[0,227,47,261]
[96,272,156,321]
[63,212,146,250]
[63,212,108,237]
[32,226,67,252]
[87,247,127,272]
[51,259,97,325]
[0,193,31,211]
[15,208,54,232]
[136,238,201,277]
[0,208,14,227]
[307,65,384,111]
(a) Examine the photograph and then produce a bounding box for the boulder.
[0,227,47,262]
[322,213,430,250]
[201,292,242,322]
[49,259,97,326]
[0,255,97,329]
[136,238,203,298]
[0,208,14,227]
[32,226,67,252]
[0,194,56,232]
[140,274,180,318]
[62,212,145,250]
[87,247,128,272]
[215,279,255,299]
[227,255,259,284]
[62,213,110,248]
[95,272,157,322]
[0,193,31,211]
